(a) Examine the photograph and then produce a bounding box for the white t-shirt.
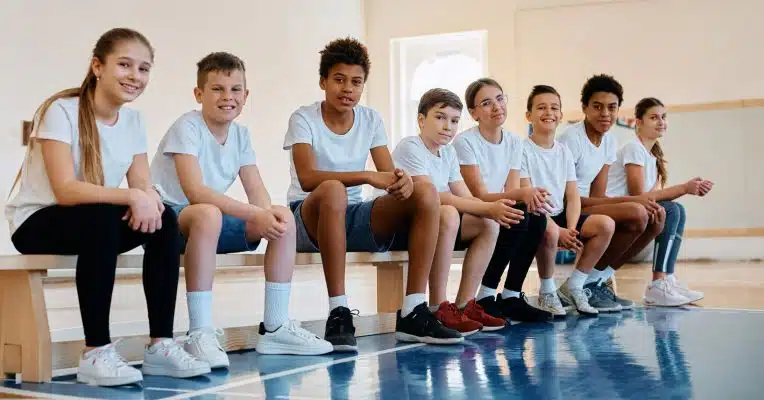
[283,101,388,204]
[150,110,257,206]
[606,139,658,197]
[519,139,577,217]
[557,121,617,197]
[453,126,524,193]
[5,97,147,234]
[391,135,462,193]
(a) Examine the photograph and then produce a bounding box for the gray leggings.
[653,200,686,274]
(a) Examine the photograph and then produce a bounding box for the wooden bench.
[0,251,465,383]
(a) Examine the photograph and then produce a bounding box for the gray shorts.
[170,204,261,254]
[288,198,396,253]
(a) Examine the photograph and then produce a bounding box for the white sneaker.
[643,279,691,307]
[142,338,211,378]
[537,292,567,317]
[558,283,598,315]
[184,328,230,369]
[77,341,143,387]
[666,275,704,303]
[256,320,334,356]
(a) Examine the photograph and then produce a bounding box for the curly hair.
[319,37,371,79]
[581,73,623,106]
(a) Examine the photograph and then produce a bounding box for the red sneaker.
[433,301,482,336]
[463,299,506,331]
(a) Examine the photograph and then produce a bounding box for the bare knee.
[314,180,348,214]
[273,205,296,235]
[410,181,439,213]
[439,205,460,235]
[623,203,649,233]
[182,204,223,237]
[542,221,560,248]
[589,215,616,239]
[482,218,500,239]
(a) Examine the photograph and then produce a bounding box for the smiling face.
[419,103,462,148]
[319,63,365,113]
[91,39,153,105]
[194,69,249,126]
[469,84,507,130]
[583,92,620,134]
[526,92,562,134]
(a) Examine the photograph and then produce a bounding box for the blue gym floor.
[4,307,764,399]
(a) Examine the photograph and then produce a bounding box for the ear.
[90,56,103,80]
[417,113,425,131]
[468,107,479,121]
[244,88,250,103]
[193,87,203,104]
[525,110,532,122]
[319,76,326,91]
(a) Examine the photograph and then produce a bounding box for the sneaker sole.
[256,342,334,356]
[643,298,690,307]
[480,324,506,332]
[141,364,211,378]
[618,303,635,310]
[395,332,464,345]
[77,373,142,387]
[460,329,480,337]
[593,305,622,313]
[558,291,598,316]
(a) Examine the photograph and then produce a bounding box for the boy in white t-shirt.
[521,85,616,316]
[151,52,333,363]
[392,88,511,336]
[557,74,663,312]
[283,38,461,349]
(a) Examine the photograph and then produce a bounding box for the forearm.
[440,192,491,217]
[55,181,133,206]
[297,170,371,192]
[475,191,515,203]
[581,195,638,207]
[565,197,581,230]
[247,190,271,209]
[648,185,688,201]
[188,186,262,221]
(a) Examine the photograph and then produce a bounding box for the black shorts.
[550,209,590,233]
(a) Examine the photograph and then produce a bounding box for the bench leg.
[0,270,52,382]
[374,262,405,314]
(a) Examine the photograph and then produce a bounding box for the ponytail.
[651,141,667,188]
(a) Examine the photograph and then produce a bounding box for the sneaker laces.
[285,320,321,342]
[90,340,129,369]
[540,292,563,309]
[444,302,470,321]
[187,328,225,350]
[153,339,201,367]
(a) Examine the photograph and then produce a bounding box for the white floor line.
[145,386,265,398]
[0,386,90,400]
[161,343,427,400]
[687,306,764,313]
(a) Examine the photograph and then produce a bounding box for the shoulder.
[289,102,322,124]
[503,129,524,146]
[441,142,459,160]
[354,104,384,125]
[456,126,479,142]
[394,135,424,154]
[44,97,79,121]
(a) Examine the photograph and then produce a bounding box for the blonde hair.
[10,28,153,195]
[635,97,667,188]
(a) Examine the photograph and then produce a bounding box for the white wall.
[0,0,365,254]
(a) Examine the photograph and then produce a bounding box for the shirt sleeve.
[282,112,313,150]
[162,119,202,157]
[447,147,463,183]
[36,101,74,144]
[604,135,617,165]
[134,112,148,156]
[622,142,646,166]
[370,111,389,149]
[564,146,577,182]
[238,127,257,167]
[392,140,428,177]
[559,133,581,163]
[509,134,523,171]
[453,135,478,165]
[519,144,531,179]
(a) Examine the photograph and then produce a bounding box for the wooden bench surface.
[0,251,467,271]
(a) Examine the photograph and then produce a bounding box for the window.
[390,30,488,147]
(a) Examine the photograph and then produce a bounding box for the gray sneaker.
[600,280,634,310]
[583,282,622,313]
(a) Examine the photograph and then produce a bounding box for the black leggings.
[481,205,547,292]
[11,204,181,347]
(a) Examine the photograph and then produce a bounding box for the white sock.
[187,291,213,331]
[567,269,589,291]
[540,278,557,294]
[329,295,348,313]
[263,282,291,332]
[585,269,602,285]
[501,289,521,299]
[600,267,615,283]
[476,285,496,301]
[402,293,427,317]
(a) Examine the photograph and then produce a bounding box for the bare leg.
[429,205,460,305]
[369,182,440,295]
[246,205,296,283]
[536,218,559,280]
[582,203,648,270]
[297,180,348,297]
[177,204,223,291]
[615,219,665,270]
[454,215,499,305]
[575,215,615,273]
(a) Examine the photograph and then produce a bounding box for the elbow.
[296,173,318,192]
[51,185,78,206]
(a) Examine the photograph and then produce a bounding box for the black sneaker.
[476,296,506,321]
[395,303,464,345]
[325,307,358,352]
[498,293,553,322]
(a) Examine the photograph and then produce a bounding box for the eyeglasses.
[478,94,507,110]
